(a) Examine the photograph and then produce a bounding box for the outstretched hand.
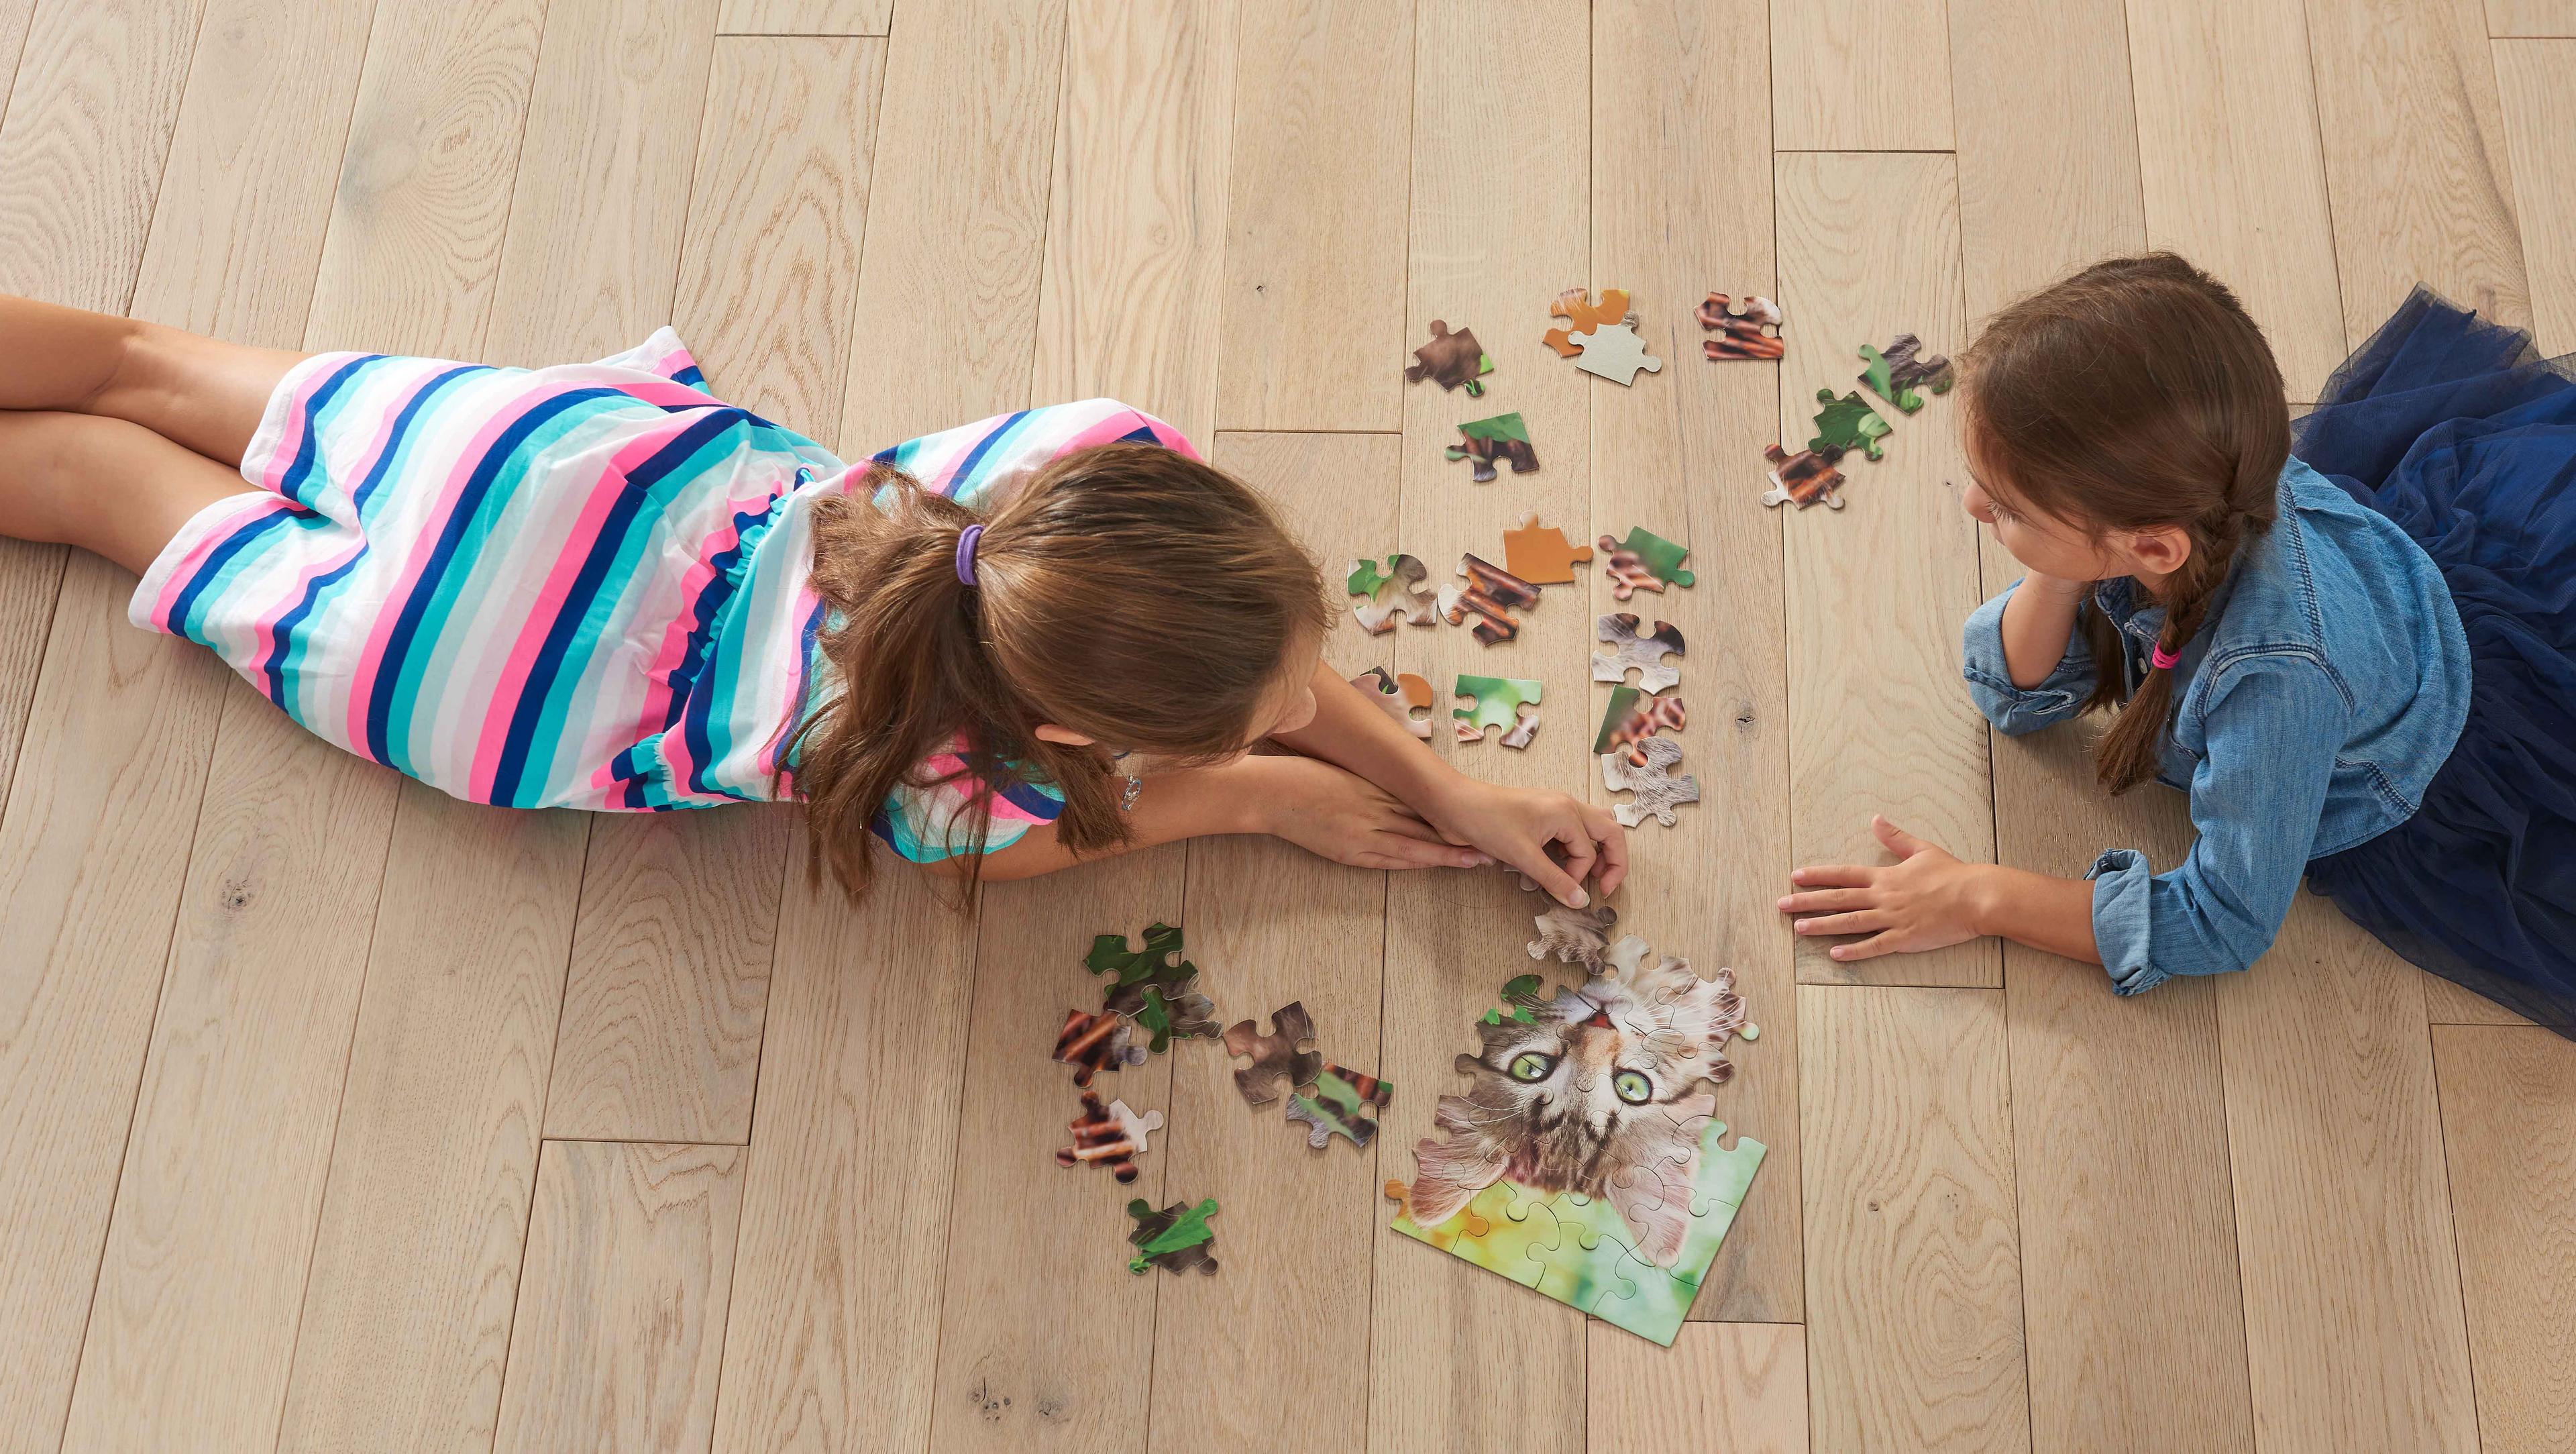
[1778,815,1992,962]
[1424,780,1628,908]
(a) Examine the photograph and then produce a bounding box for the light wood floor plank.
[1586,1321,1808,1453]
[2305,0,2531,334]
[0,0,38,117]
[1770,0,1955,150]
[493,1141,746,1454]
[2488,0,2576,34]
[2432,1025,2576,1451]
[2425,972,2534,1025]
[718,0,887,37]
[1775,152,1998,988]
[1799,984,2029,1452]
[1214,0,1412,433]
[2217,896,2480,1452]
[1589,0,1800,1322]
[1371,3,1593,1447]
[2493,39,2576,354]
[2125,0,2349,400]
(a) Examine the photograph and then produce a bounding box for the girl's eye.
[1613,1070,1653,1105]
[1507,1051,1556,1082]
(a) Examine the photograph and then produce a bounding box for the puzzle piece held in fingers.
[1454,674,1543,748]
[1438,553,1542,645]
[1405,319,1493,395]
[1056,1092,1164,1183]
[1352,666,1436,739]
[1444,413,1539,482]
[1601,736,1701,827]
[1347,554,1438,632]
[1762,443,1847,510]
[1696,292,1784,361]
[1223,1001,1322,1106]
[1286,1063,1395,1149]
[1858,332,1952,413]
[1591,614,1686,694]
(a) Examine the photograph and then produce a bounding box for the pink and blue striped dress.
[129,329,1193,861]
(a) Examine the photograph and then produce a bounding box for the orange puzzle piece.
[1543,287,1634,358]
[1501,513,1595,584]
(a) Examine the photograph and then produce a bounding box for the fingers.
[1872,814,1931,858]
[1790,910,1887,937]
[1585,802,1629,896]
[1373,828,1488,871]
[1547,822,1599,904]
[1510,840,1588,908]
[1777,888,1875,915]
[1827,929,1902,962]
[1788,864,1875,889]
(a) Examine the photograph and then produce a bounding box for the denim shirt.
[1962,458,2471,994]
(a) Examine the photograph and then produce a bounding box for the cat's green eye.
[1613,1069,1652,1105]
[1507,1051,1556,1082]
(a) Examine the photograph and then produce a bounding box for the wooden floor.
[1,1,2571,1450]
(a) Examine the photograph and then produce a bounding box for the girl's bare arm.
[1998,571,2090,689]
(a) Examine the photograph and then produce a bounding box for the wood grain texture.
[1586,1321,1808,1453]
[2216,896,2479,1453]
[708,860,973,1454]
[1799,984,2029,1453]
[2493,40,2576,354]
[2487,0,2576,34]
[1215,0,1412,432]
[1770,0,1955,150]
[2304,0,2531,334]
[1032,0,1235,445]
[493,1141,745,1454]
[0,0,38,117]
[276,790,588,1454]
[1589,0,1800,1322]
[718,0,887,35]
[2125,0,2347,399]
[2431,1025,2576,1451]
[2423,970,2532,1025]
[1775,152,1999,988]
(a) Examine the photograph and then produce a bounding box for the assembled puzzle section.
[1405,319,1493,396]
[1697,292,1785,360]
[1445,412,1539,482]
[1454,674,1543,749]
[1286,1065,1395,1150]
[1347,554,1438,633]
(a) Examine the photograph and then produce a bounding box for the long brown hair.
[1961,252,2290,792]
[780,442,1330,897]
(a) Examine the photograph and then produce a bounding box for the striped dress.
[130,329,1195,860]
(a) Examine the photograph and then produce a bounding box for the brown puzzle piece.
[1223,1001,1322,1106]
[1437,553,1543,646]
[1697,292,1785,361]
[1405,319,1491,394]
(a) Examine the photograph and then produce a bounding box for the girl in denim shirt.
[1776,254,2575,1034]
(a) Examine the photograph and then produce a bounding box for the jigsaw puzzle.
[1352,666,1436,739]
[1695,293,1786,361]
[1482,972,1549,1026]
[1453,674,1543,749]
[1528,898,1619,970]
[1857,333,1952,413]
[1285,1063,1395,1150]
[1543,287,1635,356]
[1444,413,1539,482]
[1500,513,1593,584]
[1810,388,1890,461]
[1127,1197,1220,1276]
[1347,554,1438,633]
[1056,1091,1164,1184]
[1762,443,1847,510]
[1591,614,1686,694]
[1565,320,1663,386]
[1601,736,1701,827]
[1437,553,1542,646]
[1223,1001,1322,1106]
[1405,319,1493,395]
[1054,1008,1148,1088]
[1596,527,1695,599]
[1595,684,1686,762]
[1384,950,1764,1344]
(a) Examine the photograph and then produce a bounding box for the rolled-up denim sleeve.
[1962,582,2096,735]
[2083,658,2351,994]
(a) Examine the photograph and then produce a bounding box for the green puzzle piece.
[1811,388,1891,461]
[1086,921,1215,1051]
[1346,558,1392,599]
[1448,411,1530,447]
[1085,921,1189,987]
[1286,1064,1395,1149]
[1127,1196,1220,1274]
[1606,527,1695,588]
[1453,674,1543,735]
[1481,972,1547,1026]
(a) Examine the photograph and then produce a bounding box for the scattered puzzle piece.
[1223,1001,1322,1106]
[1595,684,1686,762]
[1500,513,1593,584]
[1056,1092,1164,1184]
[1591,614,1685,694]
[1810,388,1890,461]
[1453,674,1543,748]
[1285,1063,1395,1149]
[1127,1197,1220,1275]
[1352,666,1436,739]
[1544,287,1634,356]
[1566,321,1663,386]
[1444,412,1539,482]
[1087,921,1217,1051]
[1761,443,1847,510]
[1696,292,1785,360]
[1597,527,1694,596]
[1857,332,1951,413]
[1346,553,1438,632]
[1436,553,1542,645]
[1053,1008,1148,1088]
[1481,972,1548,1026]
[1405,319,1493,395]
[1601,736,1701,827]
[1528,899,1619,970]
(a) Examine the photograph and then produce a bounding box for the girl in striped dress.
[0,297,1623,908]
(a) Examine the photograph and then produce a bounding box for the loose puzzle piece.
[1564,321,1663,386]
[1591,613,1686,694]
[1810,388,1890,461]
[1053,1008,1148,1088]
[1500,513,1593,584]
[1056,1091,1164,1184]
[1352,666,1436,739]
[1761,442,1847,510]
[1285,1063,1395,1150]
[1696,292,1785,361]
[1346,553,1438,632]
[1481,972,1549,1026]
[1087,921,1217,1052]
[1127,1197,1220,1276]
[1595,684,1686,762]
[1857,332,1952,413]
[1453,674,1543,749]
[1405,319,1493,396]
[1601,735,1701,828]
[1444,412,1540,482]
[1528,899,1619,971]
[1437,553,1542,646]
[1597,527,1695,596]
[1543,287,1634,356]
[1222,1001,1322,1106]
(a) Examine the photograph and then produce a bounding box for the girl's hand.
[1253,755,1493,873]
[1424,780,1627,908]
[1778,815,1994,962]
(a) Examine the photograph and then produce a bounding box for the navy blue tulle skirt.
[2300,289,2576,1035]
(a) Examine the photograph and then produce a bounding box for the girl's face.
[1958,422,2188,588]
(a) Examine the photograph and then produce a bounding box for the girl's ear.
[1032,723,1096,747]
[2123,523,2196,579]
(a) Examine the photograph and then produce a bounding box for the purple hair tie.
[955,524,985,586]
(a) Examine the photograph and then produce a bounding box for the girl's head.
[1957,252,2291,790]
[786,442,1330,894]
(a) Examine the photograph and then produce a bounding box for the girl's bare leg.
[0,413,261,576]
